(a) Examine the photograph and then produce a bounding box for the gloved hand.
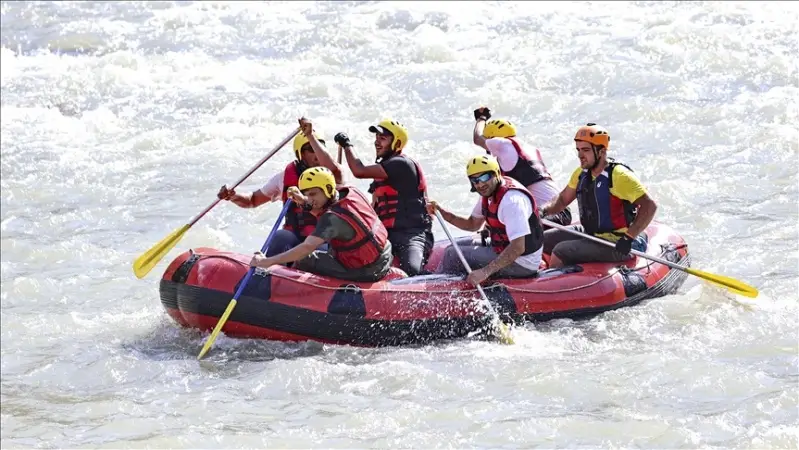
[615,234,634,255]
[473,106,491,121]
[217,185,235,200]
[537,206,548,218]
[334,132,351,148]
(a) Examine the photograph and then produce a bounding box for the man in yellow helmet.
[330,119,434,276]
[471,106,572,228]
[538,123,658,268]
[249,166,393,282]
[426,155,545,285]
[217,118,344,257]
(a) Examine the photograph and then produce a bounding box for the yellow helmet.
[292,133,326,160]
[466,155,501,178]
[298,166,336,198]
[483,119,517,139]
[369,119,409,152]
[574,123,610,150]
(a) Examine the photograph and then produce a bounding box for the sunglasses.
[469,172,494,184]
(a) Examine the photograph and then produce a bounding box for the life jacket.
[281,161,318,239]
[481,176,544,255]
[367,154,432,230]
[501,137,553,186]
[328,186,389,269]
[576,159,639,236]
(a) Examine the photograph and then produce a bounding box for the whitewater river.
[1,1,797,448]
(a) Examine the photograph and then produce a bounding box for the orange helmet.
[574,123,610,150]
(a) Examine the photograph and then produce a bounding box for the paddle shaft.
[187,127,300,228]
[541,218,682,271]
[197,200,293,359]
[434,210,498,316]
[231,200,293,299]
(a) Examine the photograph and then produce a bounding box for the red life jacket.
[281,161,318,239]
[367,154,431,230]
[576,159,638,236]
[481,176,544,255]
[502,137,553,186]
[328,186,389,269]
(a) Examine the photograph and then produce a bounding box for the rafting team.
[217,107,658,286]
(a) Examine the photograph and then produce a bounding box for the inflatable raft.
[158,222,690,346]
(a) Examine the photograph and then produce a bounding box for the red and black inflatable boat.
[158,222,690,346]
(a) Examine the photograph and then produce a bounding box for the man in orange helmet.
[217,118,344,256]
[538,123,658,268]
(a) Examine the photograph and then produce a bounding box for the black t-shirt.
[380,155,420,195]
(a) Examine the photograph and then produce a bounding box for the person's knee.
[552,241,582,266]
[265,229,301,257]
[439,246,463,274]
[542,229,563,255]
[401,244,430,276]
[391,231,433,276]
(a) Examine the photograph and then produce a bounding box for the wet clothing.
[367,154,434,276]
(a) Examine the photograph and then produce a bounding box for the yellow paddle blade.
[494,320,515,345]
[485,316,514,345]
[686,267,759,298]
[197,299,238,360]
[132,224,191,279]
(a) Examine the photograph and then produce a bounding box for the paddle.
[197,200,293,360]
[132,128,301,279]
[540,219,759,298]
[434,210,515,344]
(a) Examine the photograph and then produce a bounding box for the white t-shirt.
[470,190,543,271]
[259,172,284,202]
[485,137,560,207]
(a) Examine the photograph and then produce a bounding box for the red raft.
[159,222,690,346]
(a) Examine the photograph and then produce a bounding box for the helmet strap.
[590,145,603,171]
